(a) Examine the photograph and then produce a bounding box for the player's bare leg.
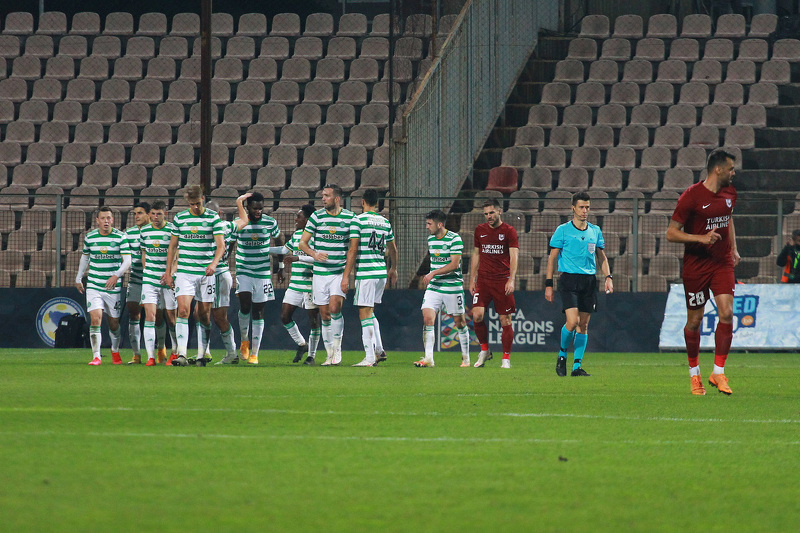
[329,294,345,365]
[126,300,143,364]
[453,313,470,367]
[237,291,253,362]
[353,307,377,367]
[570,312,591,376]
[472,305,492,368]
[557,308,579,376]
[499,313,513,369]
[87,308,105,365]
[318,303,335,365]
[708,294,734,394]
[684,306,706,394]
[416,307,438,367]
[281,302,308,363]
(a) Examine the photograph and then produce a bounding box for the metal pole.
[631,199,639,292]
[55,193,62,288]
[388,0,396,140]
[39,0,45,17]
[200,0,213,196]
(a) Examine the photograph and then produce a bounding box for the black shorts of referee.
[558,272,597,313]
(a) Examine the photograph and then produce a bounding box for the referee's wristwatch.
[605,275,613,280]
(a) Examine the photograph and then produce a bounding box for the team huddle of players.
[76,149,740,394]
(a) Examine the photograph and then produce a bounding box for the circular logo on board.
[36,297,85,348]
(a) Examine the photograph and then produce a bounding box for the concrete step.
[733,169,800,194]
[742,148,800,170]
[754,127,800,148]
[535,36,570,61]
[734,215,780,237]
[765,105,800,126]
[737,236,774,258]
[735,259,760,280]
[734,192,793,215]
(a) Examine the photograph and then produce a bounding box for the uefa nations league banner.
[659,284,800,350]
[1,288,665,353]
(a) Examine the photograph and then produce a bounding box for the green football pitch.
[0,349,797,532]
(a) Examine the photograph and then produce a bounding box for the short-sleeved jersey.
[215,220,239,276]
[140,222,176,287]
[124,225,144,285]
[349,211,395,280]
[671,181,737,276]
[427,230,464,294]
[170,208,226,276]
[285,228,314,293]
[234,215,281,279]
[303,208,356,276]
[82,229,131,293]
[549,221,605,275]
[473,222,519,282]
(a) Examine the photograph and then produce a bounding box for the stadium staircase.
[467,12,800,291]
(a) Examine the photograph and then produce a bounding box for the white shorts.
[214,271,233,308]
[141,284,177,310]
[126,282,142,304]
[421,290,466,316]
[86,288,123,318]
[174,272,216,303]
[236,274,275,304]
[354,278,386,307]
[312,273,346,306]
[283,288,317,309]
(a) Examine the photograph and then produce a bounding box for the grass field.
[0,348,797,532]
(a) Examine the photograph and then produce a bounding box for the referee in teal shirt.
[545,191,613,377]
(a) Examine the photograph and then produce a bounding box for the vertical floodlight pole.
[388,0,396,137]
[200,0,213,196]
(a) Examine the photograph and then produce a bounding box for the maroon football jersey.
[671,181,737,276]
[473,222,519,281]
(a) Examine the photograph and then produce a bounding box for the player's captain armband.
[588,243,596,254]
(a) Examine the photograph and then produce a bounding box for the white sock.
[284,321,306,346]
[372,315,384,354]
[238,311,250,343]
[361,317,375,362]
[176,318,189,357]
[331,312,344,353]
[308,327,321,359]
[689,365,700,377]
[713,364,725,374]
[423,325,435,362]
[196,323,211,358]
[251,319,265,357]
[144,321,156,360]
[90,326,102,358]
[109,326,121,352]
[168,322,177,353]
[129,318,141,355]
[156,320,166,350]
[458,325,470,360]
[220,325,236,356]
[321,320,333,358]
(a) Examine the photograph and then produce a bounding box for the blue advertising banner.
[659,284,800,350]
[1,288,666,353]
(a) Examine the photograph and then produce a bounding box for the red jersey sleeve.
[671,187,696,225]
[507,225,519,248]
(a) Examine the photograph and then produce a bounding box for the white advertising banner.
[659,284,800,349]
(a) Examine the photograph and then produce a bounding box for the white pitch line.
[0,430,797,447]
[1,405,798,425]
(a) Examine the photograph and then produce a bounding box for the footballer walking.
[469,198,519,369]
[666,150,740,395]
[76,206,132,365]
